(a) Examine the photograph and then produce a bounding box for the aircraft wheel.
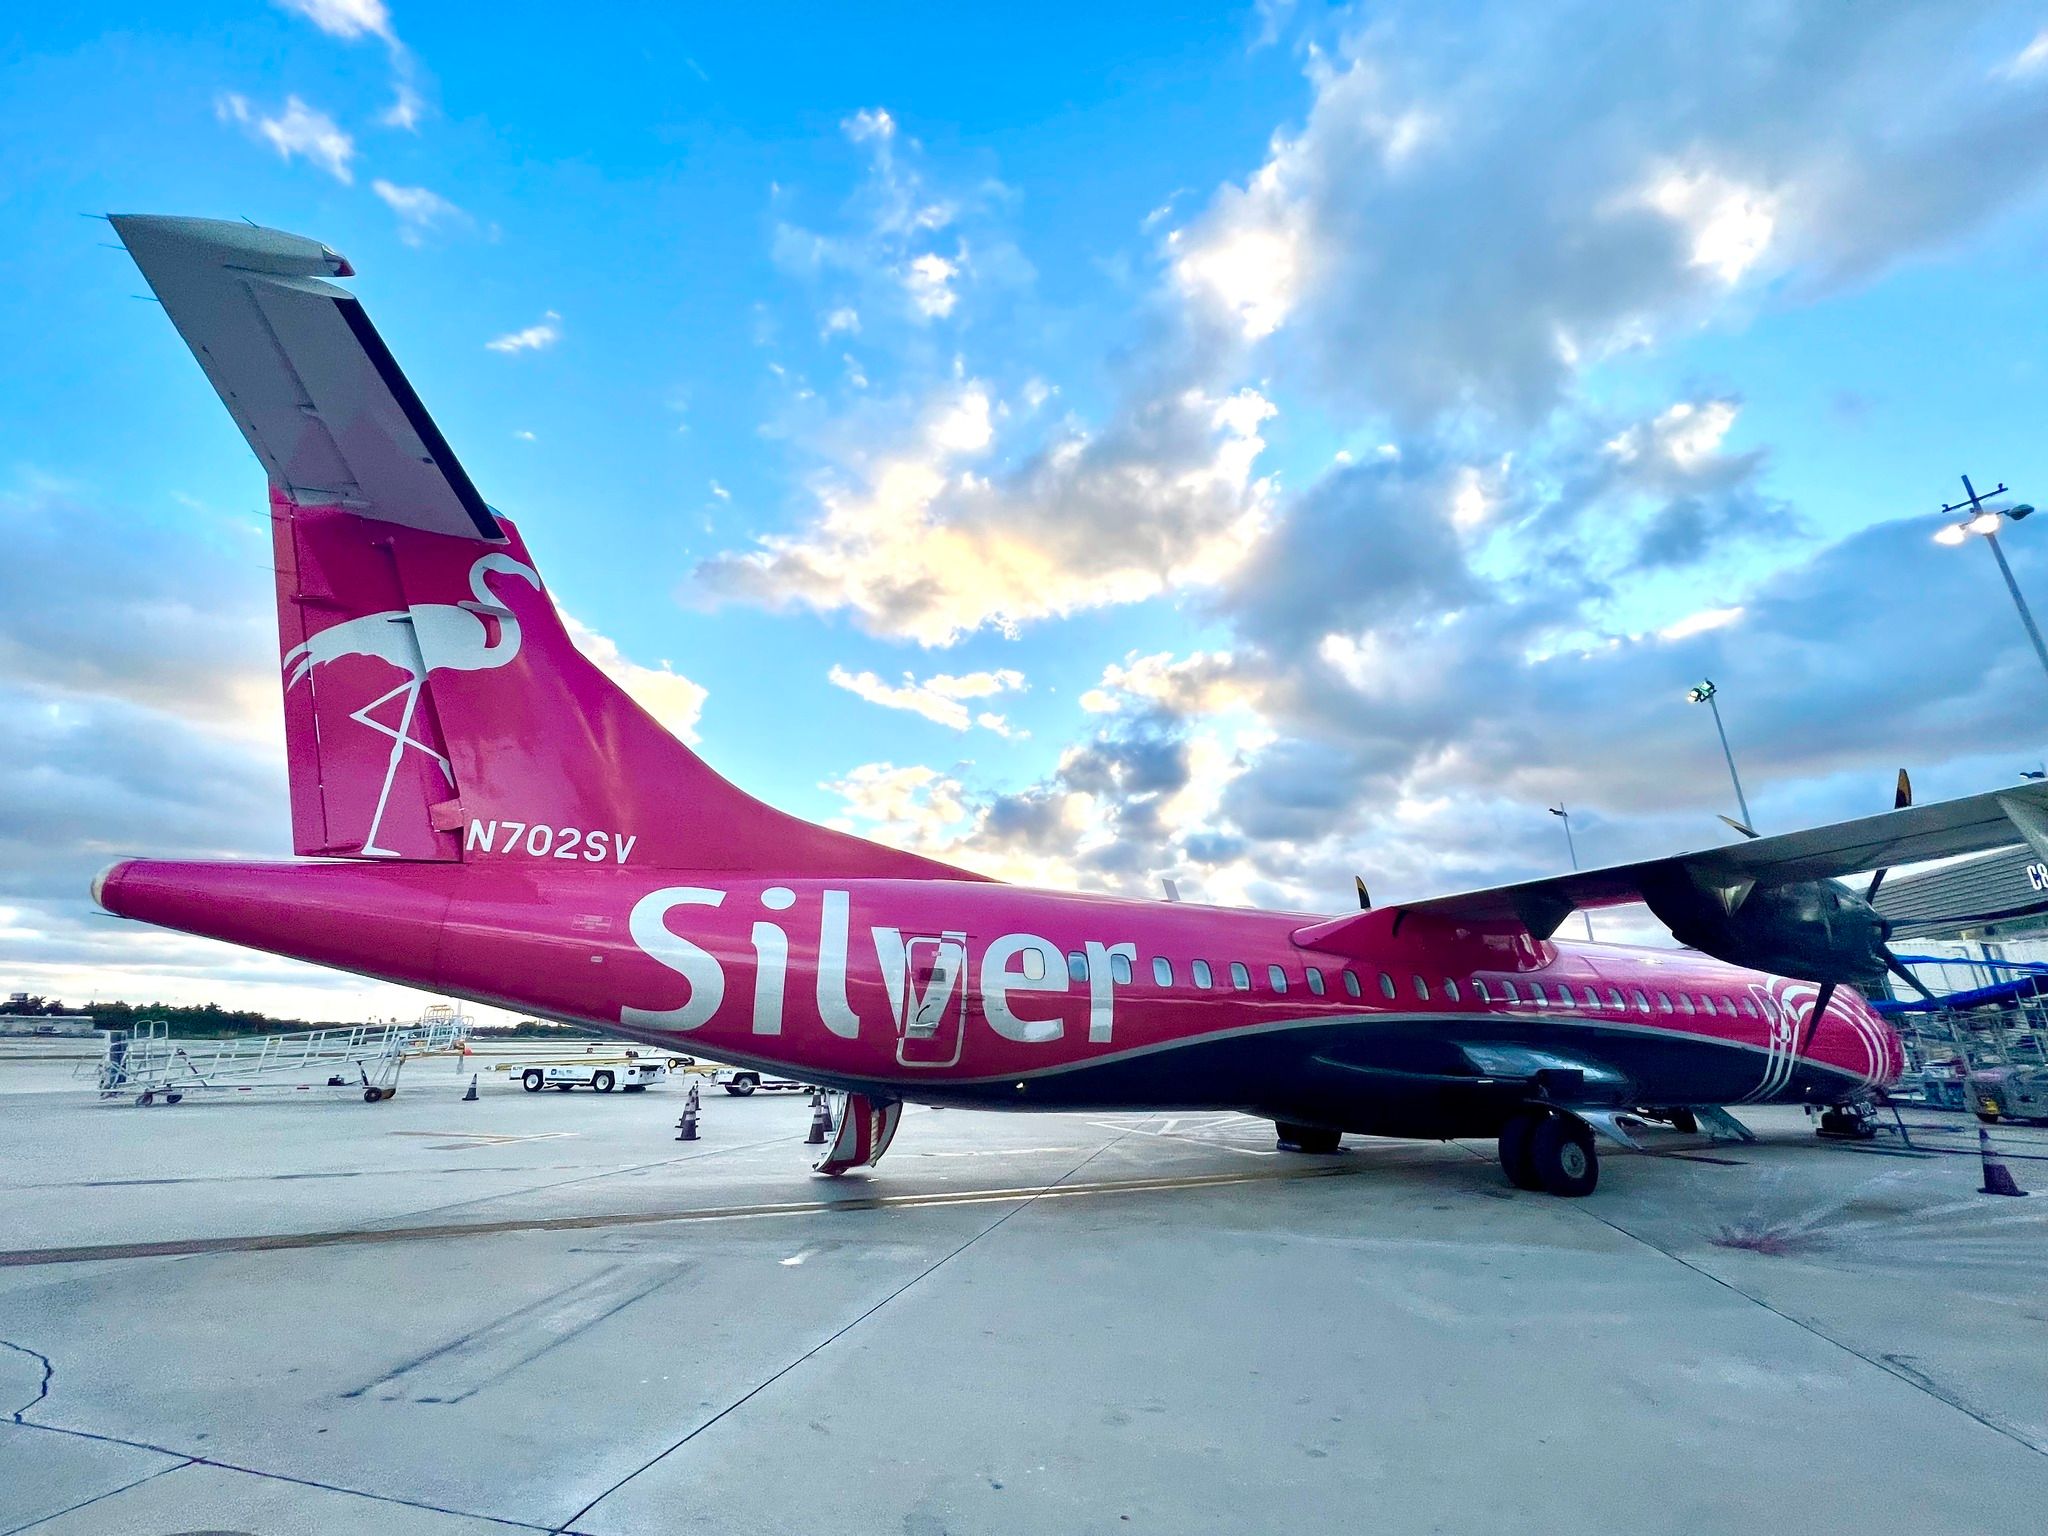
[1498,1112,1546,1191]
[1274,1121,1341,1154]
[1530,1114,1599,1197]
[1668,1108,1699,1134]
[521,1070,544,1092]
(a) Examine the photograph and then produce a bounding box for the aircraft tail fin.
[121,214,980,880]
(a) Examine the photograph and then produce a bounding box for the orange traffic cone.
[1978,1127,2029,1197]
[806,1090,830,1146]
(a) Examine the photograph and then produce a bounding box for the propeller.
[1800,769,1923,1054]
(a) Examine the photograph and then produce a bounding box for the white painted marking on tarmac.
[780,1249,812,1267]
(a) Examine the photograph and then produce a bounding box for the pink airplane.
[92,216,2048,1193]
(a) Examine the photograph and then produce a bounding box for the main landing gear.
[1274,1121,1343,1154]
[1499,1108,1599,1197]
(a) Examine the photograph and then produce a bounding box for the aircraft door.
[895,933,968,1069]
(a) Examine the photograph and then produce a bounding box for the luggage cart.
[99,1011,471,1105]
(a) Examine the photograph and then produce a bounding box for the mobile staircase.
[98,1007,472,1106]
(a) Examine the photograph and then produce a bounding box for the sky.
[6,0,2048,1023]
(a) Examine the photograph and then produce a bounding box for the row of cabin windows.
[1062,948,1779,1021]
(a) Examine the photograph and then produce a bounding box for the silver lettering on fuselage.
[616,889,1136,1049]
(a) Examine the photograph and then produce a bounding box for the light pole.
[1686,678,1753,831]
[1549,805,1597,941]
[1932,475,2048,689]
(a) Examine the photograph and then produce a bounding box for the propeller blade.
[1718,814,1759,840]
[1797,980,1837,1057]
[1863,770,1913,902]
[1884,950,1940,1004]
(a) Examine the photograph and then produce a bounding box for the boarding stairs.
[99,1008,471,1106]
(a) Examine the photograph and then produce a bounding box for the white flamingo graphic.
[284,553,540,855]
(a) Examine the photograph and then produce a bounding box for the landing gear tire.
[1274,1121,1342,1154]
[1498,1112,1546,1191]
[594,1071,615,1093]
[1668,1108,1699,1135]
[521,1069,544,1093]
[1530,1114,1599,1197]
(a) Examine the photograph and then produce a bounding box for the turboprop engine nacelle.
[1641,873,1892,987]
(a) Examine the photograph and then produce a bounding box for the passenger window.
[1268,964,1288,993]
[1379,973,1397,1000]
[1717,996,1737,1019]
[1343,970,1362,997]
[1153,956,1173,987]
[1068,952,1088,983]
[1443,979,1459,1002]
[1696,995,1714,1017]
[1022,947,1047,981]
[1607,988,1625,1009]
[1230,962,1251,991]
[1656,991,1672,1013]
[1577,987,1596,1008]
[1111,952,1133,986]
[1413,975,1430,1001]
[1306,967,1326,996]
[1677,994,1695,1016]
[1473,978,1491,1002]
[1503,980,1521,1002]
[1760,996,1779,1024]
[1192,960,1213,988]
[1630,990,1648,1012]
[1739,997,1757,1019]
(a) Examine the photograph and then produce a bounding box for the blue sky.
[6,0,2048,1018]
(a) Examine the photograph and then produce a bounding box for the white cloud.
[822,306,861,337]
[561,615,707,743]
[1659,605,1745,641]
[696,381,1277,646]
[1641,167,1778,284]
[486,311,562,354]
[371,180,465,243]
[273,0,394,43]
[1999,28,2048,78]
[905,252,960,319]
[709,480,731,501]
[216,93,356,183]
[827,665,1026,731]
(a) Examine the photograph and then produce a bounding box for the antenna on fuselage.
[1162,878,1182,903]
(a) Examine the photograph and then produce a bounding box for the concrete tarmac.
[2,1049,2046,1534]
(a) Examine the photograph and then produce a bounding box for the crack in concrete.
[2,1339,53,1422]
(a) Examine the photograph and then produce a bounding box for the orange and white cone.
[1978,1127,2029,1197]
[806,1090,830,1146]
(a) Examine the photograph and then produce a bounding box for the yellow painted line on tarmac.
[0,1160,1374,1269]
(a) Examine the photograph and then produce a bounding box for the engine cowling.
[1640,871,1892,985]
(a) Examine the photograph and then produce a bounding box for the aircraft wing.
[1386,781,2048,940]
[111,214,498,541]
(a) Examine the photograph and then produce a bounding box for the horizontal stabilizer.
[111,215,497,540]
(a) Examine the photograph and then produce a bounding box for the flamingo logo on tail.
[283,553,540,855]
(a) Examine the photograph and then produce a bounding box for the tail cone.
[1978,1127,2029,1197]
